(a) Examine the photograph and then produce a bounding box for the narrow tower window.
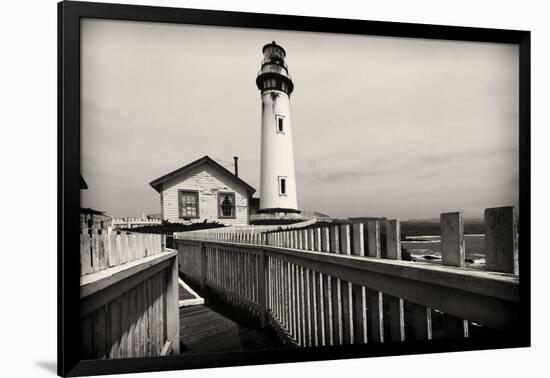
[278,176,287,196]
[276,115,284,134]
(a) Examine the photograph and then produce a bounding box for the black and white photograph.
[9,0,550,376]
[78,15,523,360]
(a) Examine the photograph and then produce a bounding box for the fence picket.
[366,221,384,343]
[384,219,405,342]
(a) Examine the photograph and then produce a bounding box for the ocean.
[401,234,485,270]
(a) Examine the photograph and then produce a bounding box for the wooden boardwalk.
[179,303,284,353]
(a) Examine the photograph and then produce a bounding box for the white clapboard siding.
[161,164,249,225]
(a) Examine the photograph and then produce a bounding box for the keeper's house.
[149,156,256,225]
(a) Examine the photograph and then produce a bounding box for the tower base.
[256,207,301,215]
[249,210,311,226]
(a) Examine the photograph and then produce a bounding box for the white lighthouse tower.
[256,41,299,214]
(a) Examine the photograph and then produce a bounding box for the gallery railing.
[175,206,519,346]
[80,229,180,358]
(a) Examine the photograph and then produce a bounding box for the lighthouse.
[256,41,299,213]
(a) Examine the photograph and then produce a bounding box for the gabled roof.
[149,155,256,195]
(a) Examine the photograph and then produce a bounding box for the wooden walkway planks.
[179,304,283,353]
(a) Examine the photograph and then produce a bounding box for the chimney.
[233,156,239,177]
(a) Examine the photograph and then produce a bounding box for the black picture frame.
[58,1,531,376]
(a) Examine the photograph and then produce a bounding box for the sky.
[81,19,519,220]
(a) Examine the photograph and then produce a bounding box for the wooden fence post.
[441,212,465,267]
[440,211,468,338]
[485,206,519,274]
[366,221,381,258]
[166,254,180,354]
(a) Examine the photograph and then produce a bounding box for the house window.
[276,115,284,134]
[178,190,199,218]
[278,176,287,196]
[218,192,236,218]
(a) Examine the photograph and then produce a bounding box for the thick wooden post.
[166,254,180,354]
[385,219,401,260]
[385,220,405,342]
[441,212,465,267]
[440,211,468,338]
[366,221,381,258]
[485,206,519,274]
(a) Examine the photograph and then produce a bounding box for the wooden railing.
[173,218,317,243]
[80,229,165,275]
[175,206,519,346]
[111,217,162,229]
[80,230,179,359]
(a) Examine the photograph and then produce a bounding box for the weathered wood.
[352,223,365,256]
[385,219,401,260]
[321,227,334,345]
[200,242,206,289]
[80,232,92,275]
[384,219,405,341]
[316,272,325,346]
[341,281,352,344]
[305,268,313,346]
[444,315,469,338]
[93,305,107,358]
[314,227,322,251]
[268,246,517,330]
[166,252,180,354]
[120,292,130,358]
[366,221,381,257]
[408,303,433,341]
[329,226,343,344]
[485,206,519,274]
[351,222,367,343]
[441,212,465,267]
[81,315,93,359]
[321,227,330,252]
[289,262,296,338]
[339,225,350,255]
[299,266,306,345]
[352,284,366,343]
[109,298,121,358]
[259,250,268,328]
[322,272,332,345]
[186,238,519,331]
[340,225,353,344]
[366,289,384,343]
[81,252,176,299]
[160,340,172,356]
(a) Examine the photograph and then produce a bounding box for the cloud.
[80,19,519,219]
